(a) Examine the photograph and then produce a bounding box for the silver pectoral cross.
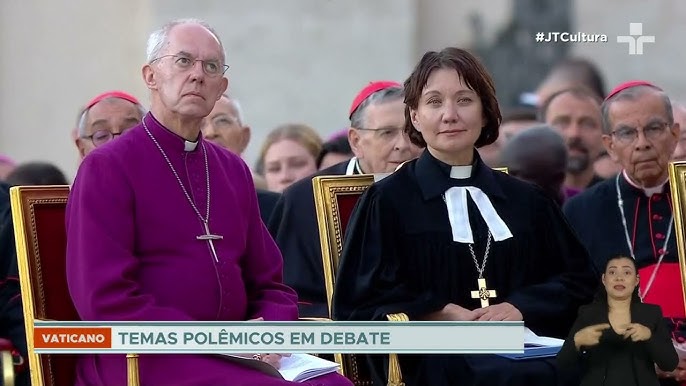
[470,278,497,308]
[197,222,223,263]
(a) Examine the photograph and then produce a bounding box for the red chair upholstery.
[312,175,406,386]
[312,175,374,316]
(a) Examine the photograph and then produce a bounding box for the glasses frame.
[610,121,672,145]
[355,127,404,140]
[80,130,125,147]
[150,54,230,77]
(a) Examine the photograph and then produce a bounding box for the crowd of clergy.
[2,16,686,386]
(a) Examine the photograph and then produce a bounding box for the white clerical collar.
[445,186,513,244]
[345,157,359,175]
[373,173,391,182]
[395,160,411,172]
[444,165,511,244]
[346,157,390,182]
[622,170,668,197]
[450,165,473,179]
[184,140,198,152]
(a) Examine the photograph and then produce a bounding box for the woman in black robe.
[332,47,598,386]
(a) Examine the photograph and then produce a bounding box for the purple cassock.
[66,113,352,386]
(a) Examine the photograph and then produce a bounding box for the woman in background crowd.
[256,123,322,192]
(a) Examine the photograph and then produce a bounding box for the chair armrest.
[127,353,139,386]
[385,313,409,322]
[1,350,14,386]
[298,317,333,322]
[0,338,25,376]
[385,313,408,386]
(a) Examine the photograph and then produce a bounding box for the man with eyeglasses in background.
[268,81,423,318]
[201,94,281,224]
[74,91,146,160]
[563,81,686,385]
[201,94,250,155]
[0,90,144,386]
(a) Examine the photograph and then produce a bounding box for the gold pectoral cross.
[470,278,497,308]
[197,222,223,263]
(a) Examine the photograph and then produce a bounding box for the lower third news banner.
[32,321,525,355]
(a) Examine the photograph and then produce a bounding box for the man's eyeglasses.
[82,130,125,147]
[150,54,229,77]
[611,121,671,145]
[356,127,403,140]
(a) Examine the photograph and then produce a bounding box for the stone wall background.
[1,0,683,179]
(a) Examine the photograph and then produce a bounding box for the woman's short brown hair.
[403,47,502,148]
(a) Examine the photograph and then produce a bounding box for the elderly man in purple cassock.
[66,18,352,386]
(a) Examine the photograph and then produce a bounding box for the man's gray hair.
[350,87,404,129]
[77,98,147,137]
[220,94,246,126]
[146,18,226,64]
[600,85,673,134]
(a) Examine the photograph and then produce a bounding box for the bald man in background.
[500,126,569,206]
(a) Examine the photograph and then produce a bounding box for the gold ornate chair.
[312,175,407,386]
[9,185,140,386]
[668,162,686,297]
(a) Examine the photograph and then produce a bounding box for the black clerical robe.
[257,189,280,225]
[563,173,685,339]
[588,174,605,188]
[333,150,597,386]
[268,160,357,317]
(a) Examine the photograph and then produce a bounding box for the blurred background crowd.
[1,0,685,193]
